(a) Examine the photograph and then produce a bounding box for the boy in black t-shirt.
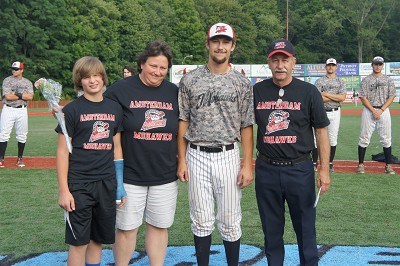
[56,56,125,266]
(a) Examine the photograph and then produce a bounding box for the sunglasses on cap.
[12,68,20,71]
[373,63,383,66]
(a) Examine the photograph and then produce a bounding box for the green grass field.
[0,106,399,261]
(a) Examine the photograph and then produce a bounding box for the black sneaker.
[329,163,334,173]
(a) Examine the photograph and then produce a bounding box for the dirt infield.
[28,111,53,116]
[16,109,398,173]
[2,156,56,169]
[2,156,398,174]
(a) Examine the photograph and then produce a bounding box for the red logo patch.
[266,110,290,135]
[215,25,228,34]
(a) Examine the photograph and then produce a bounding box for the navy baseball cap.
[268,39,295,58]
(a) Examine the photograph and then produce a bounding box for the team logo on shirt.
[89,121,110,142]
[141,109,166,131]
[266,110,290,134]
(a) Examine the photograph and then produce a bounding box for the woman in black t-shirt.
[105,40,179,266]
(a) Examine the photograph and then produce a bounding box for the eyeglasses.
[277,88,284,104]
[12,68,20,71]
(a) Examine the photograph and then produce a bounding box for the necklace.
[277,88,284,104]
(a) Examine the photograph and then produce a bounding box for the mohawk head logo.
[215,25,228,34]
[141,109,166,131]
[89,121,110,142]
[274,41,286,50]
[266,110,290,135]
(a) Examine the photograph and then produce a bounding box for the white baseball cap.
[11,61,25,69]
[326,58,337,65]
[372,56,384,64]
[207,23,236,41]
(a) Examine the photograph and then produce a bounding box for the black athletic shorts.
[65,177,117,246]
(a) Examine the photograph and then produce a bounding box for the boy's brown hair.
[72,56,108,91]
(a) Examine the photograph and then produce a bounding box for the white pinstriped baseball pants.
[358,107,392,148]
[312,108,341,147]
[186,143,242,242]
[326,108,341,146]
[0,105,28,143]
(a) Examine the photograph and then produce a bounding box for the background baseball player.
[177,22,254,266]
[312,58,346,172]
[357,56,396,174]
[0,61,34,168]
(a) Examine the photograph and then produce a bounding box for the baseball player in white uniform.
[357,56,396,174]
[177,22,254,266]
[312,58,347,172]
[0,61,34,168]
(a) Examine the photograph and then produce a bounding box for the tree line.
[0,0,398,98]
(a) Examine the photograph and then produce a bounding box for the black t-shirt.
[55,96,123,183]
[105,74,179,186]
[253,78,329,159]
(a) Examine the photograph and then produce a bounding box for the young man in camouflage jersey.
[177,22,254,266]
[357,56,396,174]
[312,58,347,172]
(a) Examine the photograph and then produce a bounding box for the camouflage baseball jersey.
[179,65,254,146]
[2,76,33,107]
[359,74,396,106]
[314,76,346,109]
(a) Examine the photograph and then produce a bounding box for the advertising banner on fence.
[232,64,251,77]
[340,76,361,90]
[251,64,272,77]
[305,64,325,76]
[304,76,320,85]
[337,63,359,76]
[170,65,199,84]
[385,62,400,75]
[292,64,306,77]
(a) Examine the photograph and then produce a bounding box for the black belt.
[257,152,311,166]
[190,143,234,153]
[325,107,339,112]
[372,106,382,109]
[6,104,26,108]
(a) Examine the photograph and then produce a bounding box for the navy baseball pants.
[255,158,318,266]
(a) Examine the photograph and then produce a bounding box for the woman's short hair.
[136,40,173,73]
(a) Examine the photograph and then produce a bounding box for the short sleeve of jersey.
[310,85,330,128]
[338,78,347,94]
[178,77,190,121]
[359,76,370,98]
[55,100,75,137]
[314,78,323,92]
[389,77,396,96]
[239,78,255,128]
[2,77,12,95]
